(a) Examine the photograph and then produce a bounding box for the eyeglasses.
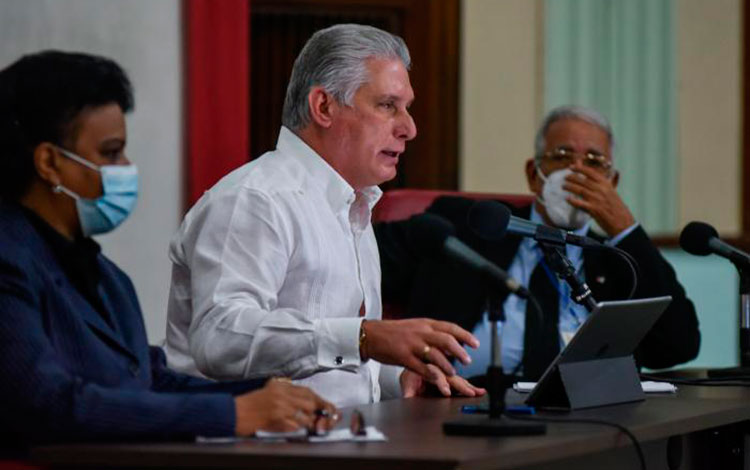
[540,148,613,174]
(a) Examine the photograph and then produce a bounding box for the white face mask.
[536,167,591,230]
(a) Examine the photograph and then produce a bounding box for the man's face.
[327,58,417,190]
[526,117,613,197]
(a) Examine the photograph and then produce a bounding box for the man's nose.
[569,156,587,169]
[396,111,417,141]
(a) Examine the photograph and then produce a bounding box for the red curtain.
[184,0,250,208]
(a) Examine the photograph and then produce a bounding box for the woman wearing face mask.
[0,51,337,457]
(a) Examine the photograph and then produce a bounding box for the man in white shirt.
[165,24,485,407]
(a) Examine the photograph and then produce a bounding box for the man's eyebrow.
[378,93,414,104]
[377,94,400,102]
[586,147,606,156]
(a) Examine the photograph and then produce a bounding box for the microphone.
[408,213,530,298]
[467,200,602,248]
[682,222,750,370]
[680,221,750,268]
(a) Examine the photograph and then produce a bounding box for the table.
[32,387,750,470]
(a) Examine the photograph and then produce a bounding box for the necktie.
[522,258,561,380]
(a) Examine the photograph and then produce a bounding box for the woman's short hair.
[0,50,133,201]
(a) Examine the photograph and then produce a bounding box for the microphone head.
[407,213,456,258]
[680,221,719,256]
[467,200,512,242]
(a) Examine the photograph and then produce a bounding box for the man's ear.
[32,142,63,187]
[307,86,336,128]
[525,158,542,195]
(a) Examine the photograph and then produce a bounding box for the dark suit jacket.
[376,196,700,378]
[0,202,264,453]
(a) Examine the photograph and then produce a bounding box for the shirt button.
[334,356,343,366]
[129,363,140,376]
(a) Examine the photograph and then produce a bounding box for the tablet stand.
[526,355,645,409]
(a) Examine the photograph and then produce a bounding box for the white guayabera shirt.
[165,126,401,407]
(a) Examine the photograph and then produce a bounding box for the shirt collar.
[276,126,382,213]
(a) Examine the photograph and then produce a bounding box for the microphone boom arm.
[537,240,598,312]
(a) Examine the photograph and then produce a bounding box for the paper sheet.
[197,426,386,444]
[513,380,677,393]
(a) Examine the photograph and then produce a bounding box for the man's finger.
[565,170,612,194]
[447,375,485,397]
[450,380,476,397]
[563,181,599,201]
[431,321,479,348]
[566,196,596,213]
[422,345,457,376]
[472,385,488,396]
[426,364,451,396]
[404,356,433,379]
[426,331,471,365]
[569,163,609,183]
[289,386,339,423]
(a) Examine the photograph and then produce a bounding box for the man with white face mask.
[527,107,634,237]
[377,105,700,380]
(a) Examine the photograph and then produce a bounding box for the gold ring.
[272,376,292,384]
[421,345,431,362]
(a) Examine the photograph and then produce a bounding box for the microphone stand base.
[443,415,546,436]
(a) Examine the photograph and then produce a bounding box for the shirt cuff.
[314,317,364,370]
[605,222,640,246]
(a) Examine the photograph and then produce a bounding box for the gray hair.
[281,24,411,131]
[534,105,615,164]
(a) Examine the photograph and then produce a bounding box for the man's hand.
[234,378,339,436]
[400,368,486,398]
[563,163,635,237]
[362,318,479,378]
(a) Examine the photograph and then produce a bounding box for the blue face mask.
[52,147,139,237]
